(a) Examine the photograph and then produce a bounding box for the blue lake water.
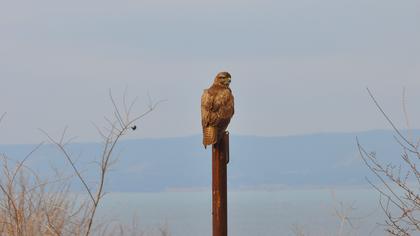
[96,188,387,236]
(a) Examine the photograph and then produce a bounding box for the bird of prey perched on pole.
[201,71,234,148]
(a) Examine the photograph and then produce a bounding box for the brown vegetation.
[0,91,168,236]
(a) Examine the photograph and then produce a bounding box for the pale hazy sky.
[0,0,419,144]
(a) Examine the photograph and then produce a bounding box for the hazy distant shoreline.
[0,129,415,192]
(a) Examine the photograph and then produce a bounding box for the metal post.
[212,132,229,236]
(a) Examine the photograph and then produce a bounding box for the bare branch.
[359,89,420,234]
[40,128,95,204]
[0,112,6,124]
[366,88,415,149]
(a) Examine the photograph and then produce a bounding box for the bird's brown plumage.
[201,72,234,148]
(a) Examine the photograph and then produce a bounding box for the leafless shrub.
[0,90,167,236]
[157,222,171,236]
[0,147,88,236]
[290,192,366,236]
[357,88,420,236]
[41,90,161,236]
[291,223,307,236]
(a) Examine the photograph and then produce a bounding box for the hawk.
[201,71,234,148]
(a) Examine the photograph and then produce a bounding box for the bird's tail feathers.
[203,127,217,148]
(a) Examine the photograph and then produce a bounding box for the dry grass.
[0,154,89,236]
[0,154,170,236]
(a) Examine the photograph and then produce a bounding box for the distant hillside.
[0,130,416,192]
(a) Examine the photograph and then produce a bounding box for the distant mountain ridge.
[0,130,416,192]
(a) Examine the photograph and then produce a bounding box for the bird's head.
[214,71,232,87]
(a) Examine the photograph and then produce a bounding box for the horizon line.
[0,128,417,146]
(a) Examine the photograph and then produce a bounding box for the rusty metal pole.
[212,132,229,236]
